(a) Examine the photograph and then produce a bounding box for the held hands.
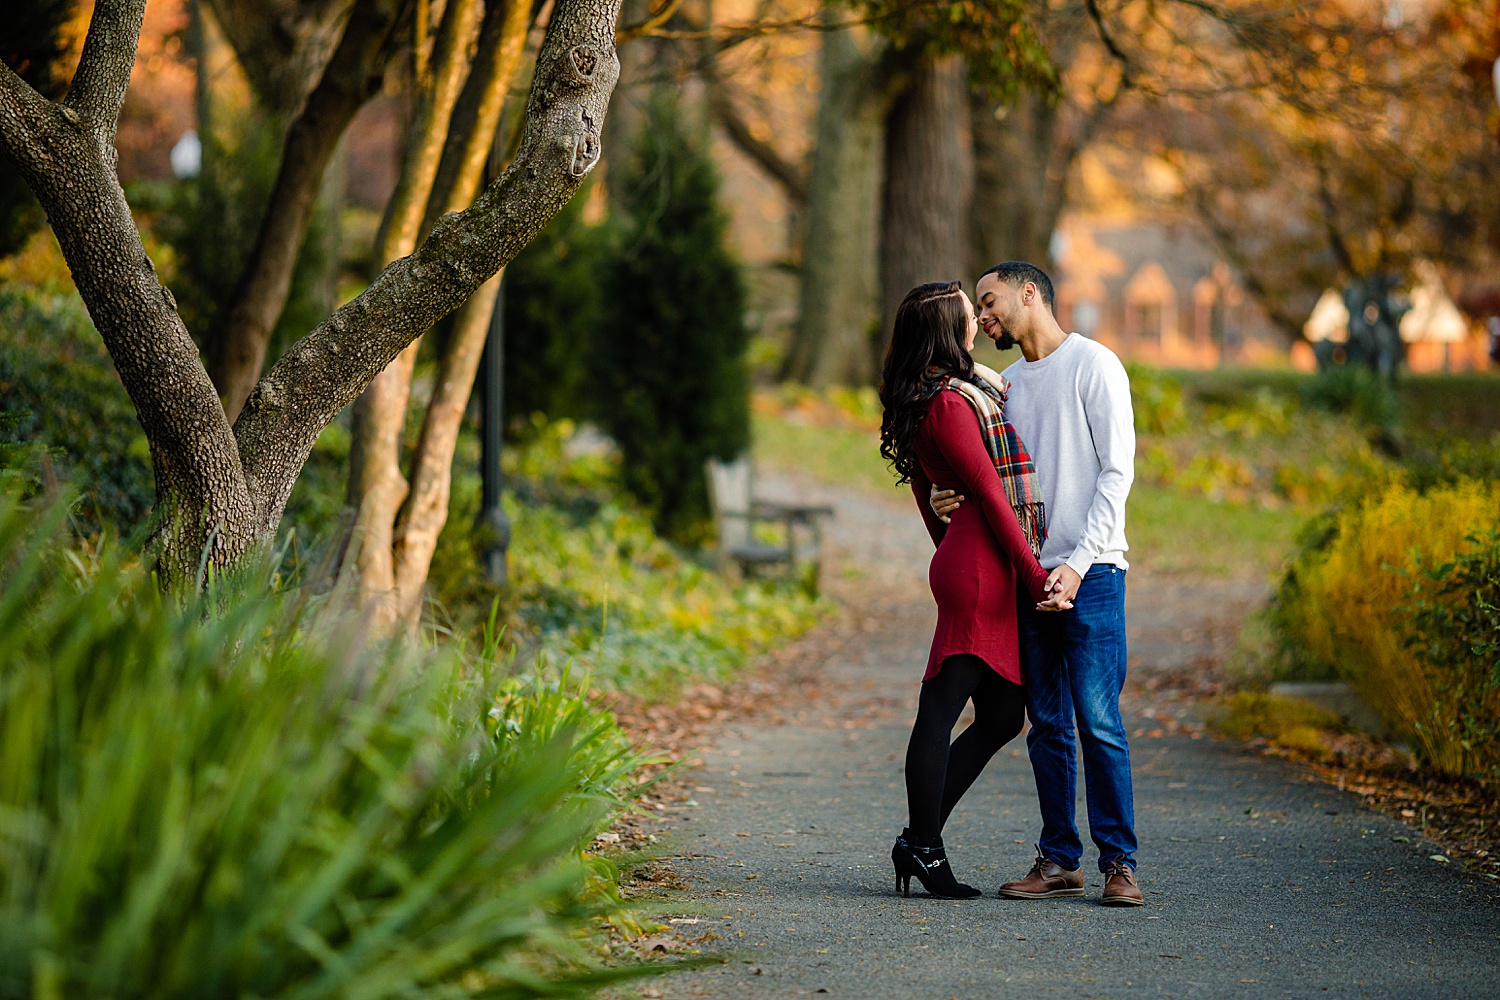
[930,486,1078,613]
[930,486,963,523]
[1035,565,1082,613]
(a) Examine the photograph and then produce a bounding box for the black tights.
[904,654,1026,845]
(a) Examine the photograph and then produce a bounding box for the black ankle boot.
[891,831,981,899]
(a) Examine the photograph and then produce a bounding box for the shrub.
[501,187,609,433]
[1403,530,1500,783]
[1302,365,1399,433]
[598,99,751,543]
[1125,363,1188,435]
[1209,691,1343,747]
[1128,363,1389,507]
[0,287,154,531]
[1272,478,1500,772]
[0,499,660,999]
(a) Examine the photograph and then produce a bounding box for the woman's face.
[960,291,978,351]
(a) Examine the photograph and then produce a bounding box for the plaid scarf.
[937,363,1047,558]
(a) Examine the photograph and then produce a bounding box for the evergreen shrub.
[502,187,609,433]
[598,100,750,543]
[0,498,661,998]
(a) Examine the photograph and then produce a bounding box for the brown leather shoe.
[997,848,1085,899]
[1101,860,1143,906]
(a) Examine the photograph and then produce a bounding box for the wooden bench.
[706,457,833,593]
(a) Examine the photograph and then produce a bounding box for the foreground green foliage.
[0,501,662,999]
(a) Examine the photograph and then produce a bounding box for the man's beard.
[993,328,1018,351]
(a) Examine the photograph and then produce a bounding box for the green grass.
[752,411,901,497]
[752,410,1308,580]
[1126,484,1306,579]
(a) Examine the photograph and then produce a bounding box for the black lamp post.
[477,275,510,586]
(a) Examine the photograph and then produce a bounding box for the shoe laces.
[1103,860,1135,881]
[1024,845,1050,878]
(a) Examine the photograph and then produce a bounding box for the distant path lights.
[479,274,511,587]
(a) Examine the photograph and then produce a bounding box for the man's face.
[976,274,1024,351]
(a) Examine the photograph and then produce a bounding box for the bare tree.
[0,0,623,586]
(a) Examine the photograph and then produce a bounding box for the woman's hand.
[1034,569,1077,612]
[929,486,964,523]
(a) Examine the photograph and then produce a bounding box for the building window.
[1130,301,1163,345]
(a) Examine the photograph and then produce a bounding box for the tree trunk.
[781,25,888,387]
[968,89,1061,275]
[203,0,354,117]
[348,0,482,622]
[879,53,973,344]
[390,270,500,620]
[207,0,409,421]
[349,0,538,626]
[2,1,257,582]
[0,0,624,588]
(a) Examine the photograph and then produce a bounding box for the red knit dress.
[910,390,1050,684]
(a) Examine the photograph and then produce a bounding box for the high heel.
[891,831,981,899]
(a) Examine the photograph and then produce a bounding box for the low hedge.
[1272,478,1500,779]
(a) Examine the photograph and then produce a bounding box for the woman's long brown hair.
[878,282,973,484]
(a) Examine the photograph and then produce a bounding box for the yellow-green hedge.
[1278,478,1500,773]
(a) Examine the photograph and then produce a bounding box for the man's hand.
[1035,565,1083,612]
[930,487,964,523]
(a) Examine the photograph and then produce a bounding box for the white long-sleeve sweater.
[1000,333,1135,577]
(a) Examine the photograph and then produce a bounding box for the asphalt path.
[638,473,1500,999]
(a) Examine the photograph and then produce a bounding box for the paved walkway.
[640,474,1500,999]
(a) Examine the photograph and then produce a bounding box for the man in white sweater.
[932,261,1141,906]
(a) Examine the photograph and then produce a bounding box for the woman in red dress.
[878,281,1057,899]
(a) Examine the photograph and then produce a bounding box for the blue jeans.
[1020,564,1137,872]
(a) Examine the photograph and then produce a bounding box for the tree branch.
[203,0,356,115]
[65,0,148,139]
[422,0,538,234]
[207,0,410,421]
[703,64,807,204]
[1190,186,1311,343]
[236,0,625,532]
[0,57,54,160]
[1313,157,1357,276]
[1083,0,1134,89]
[616,0,685,44]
